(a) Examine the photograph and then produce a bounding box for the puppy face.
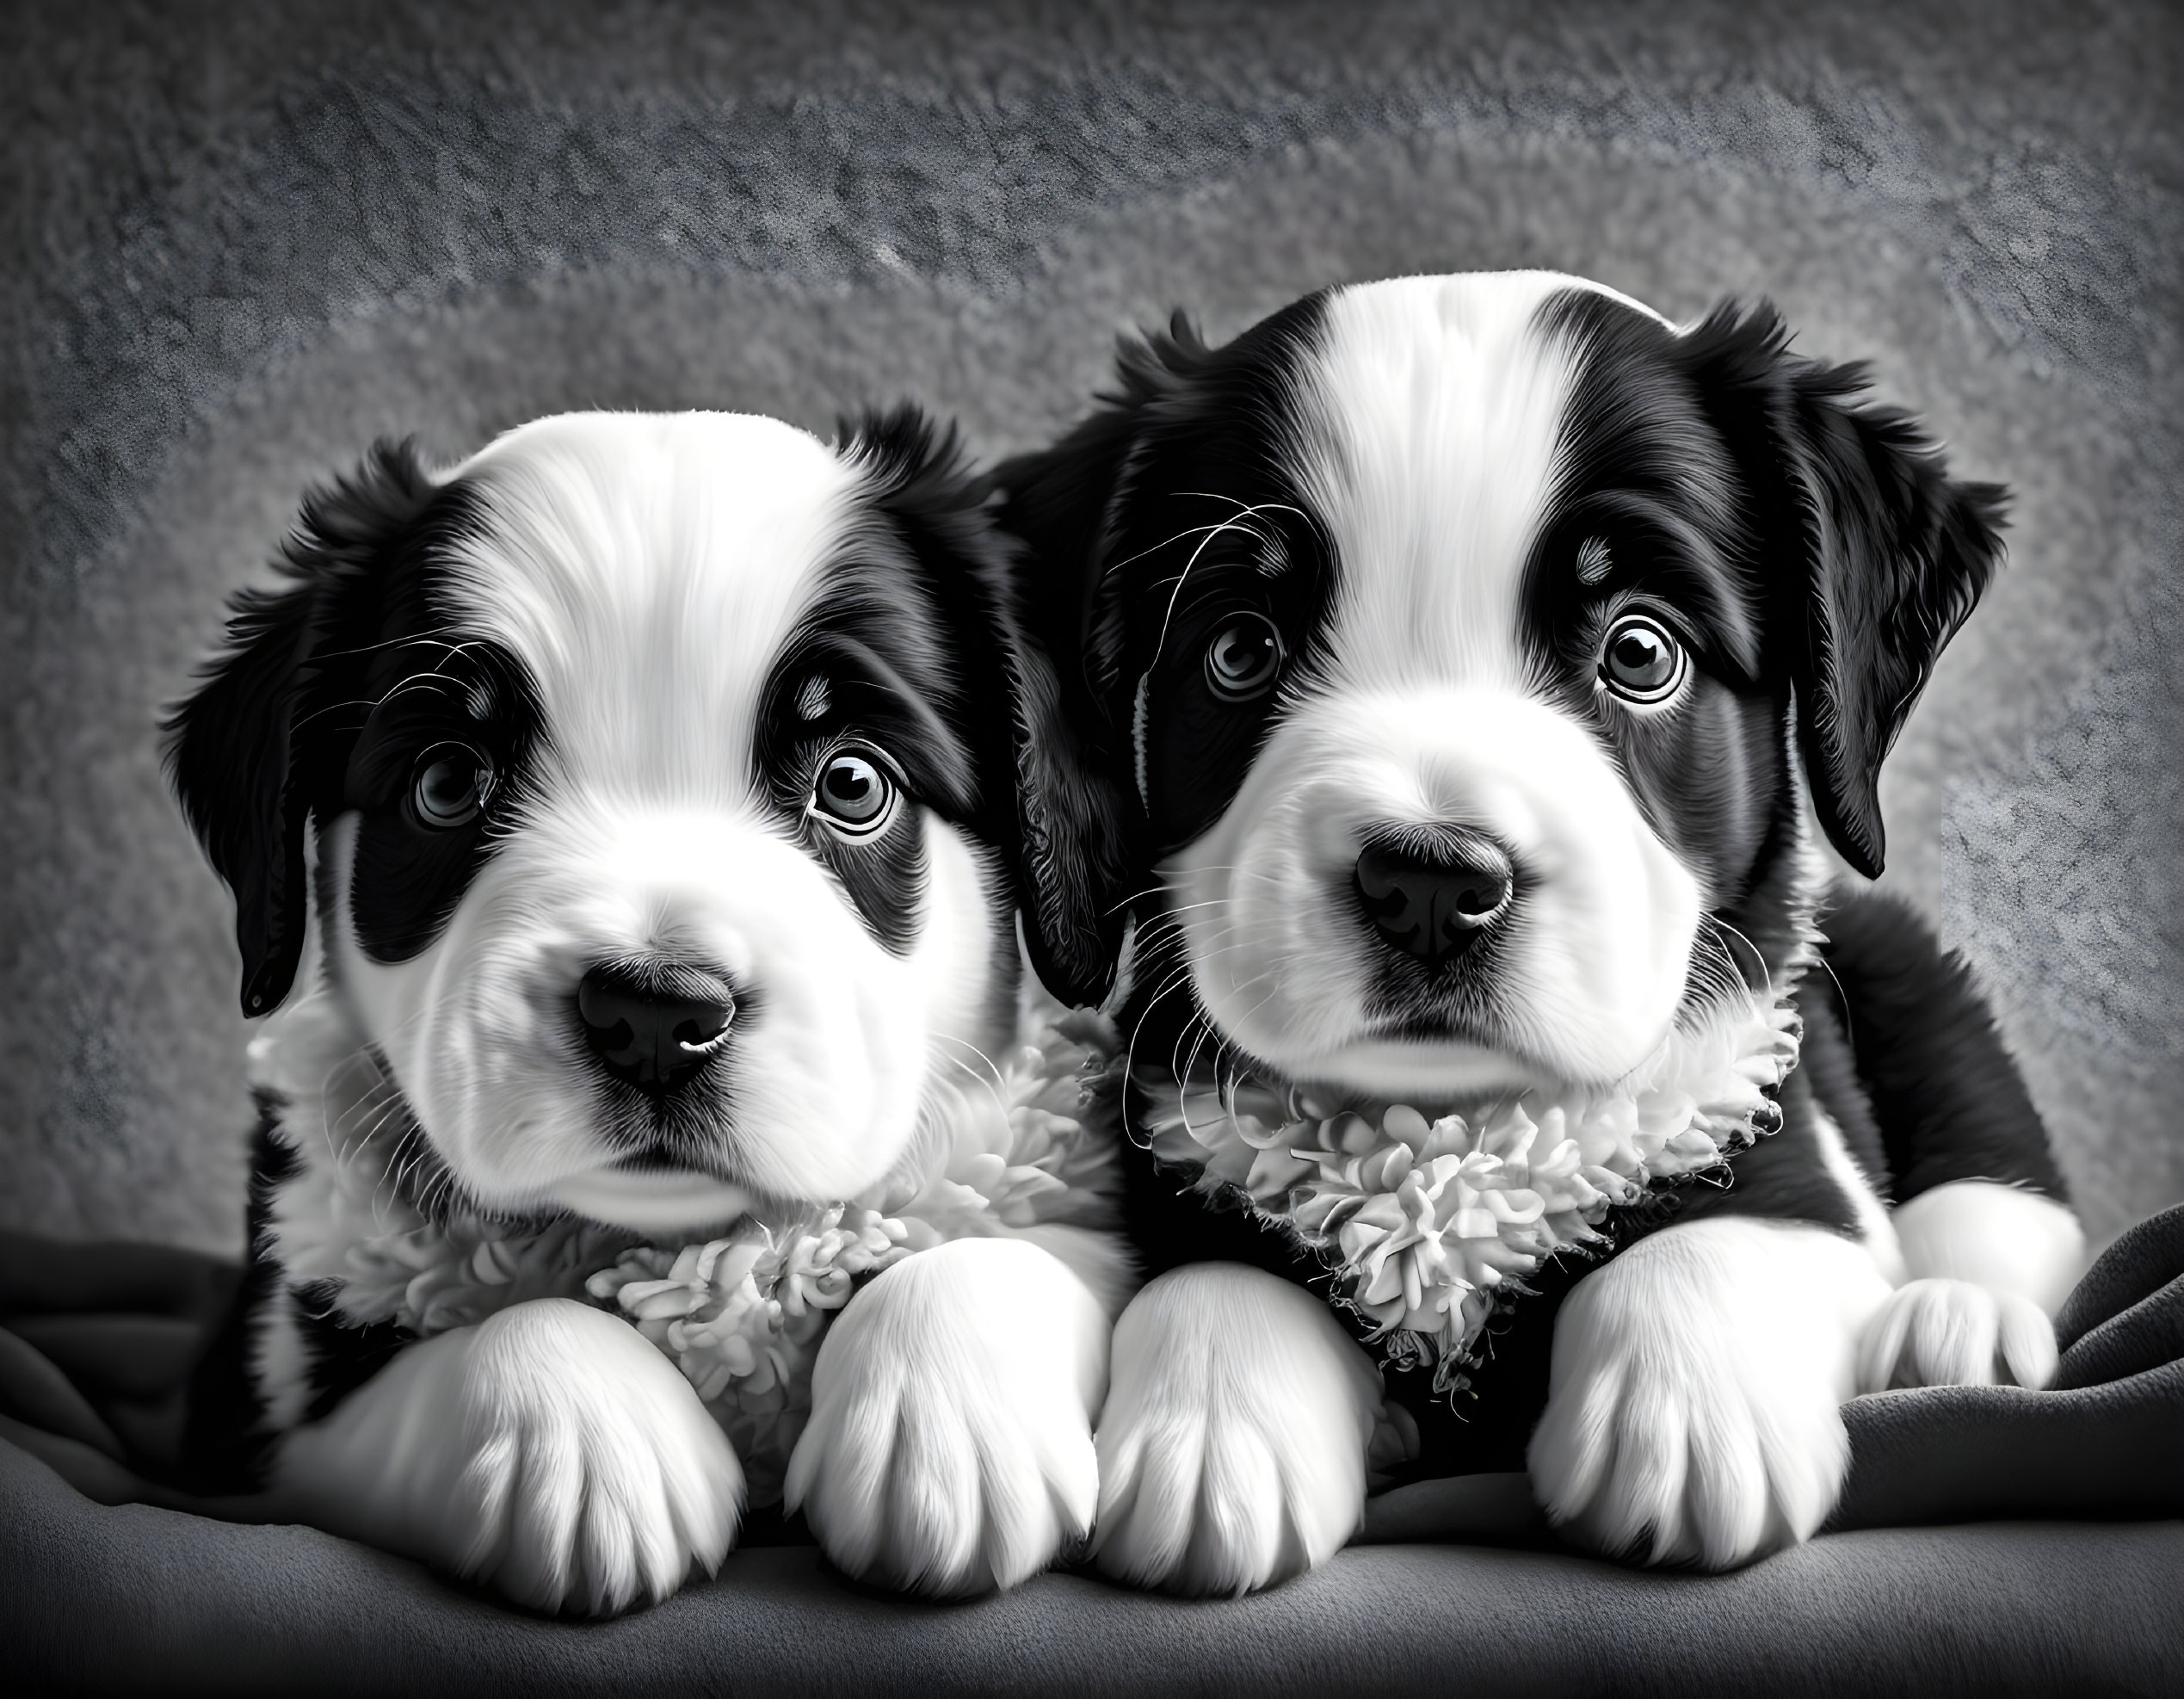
[1001,272,2004,1102]
[172,411,1021,1233]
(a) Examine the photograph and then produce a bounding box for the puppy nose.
[576,964,737,1091]
[1354,831,1514,966]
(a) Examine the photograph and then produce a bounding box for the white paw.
[1092,1263,1384,1597]
[279,1298,744,1616]
[1891,1181,2084,1314]
[1857,1276,2058,1392]
[783,1237,1107,1597]
[1527,1219,1891,1571]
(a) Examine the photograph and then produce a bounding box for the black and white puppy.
[169,409,1119,1612]
[995,272,2083,1593]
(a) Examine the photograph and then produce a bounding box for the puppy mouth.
[1361,1006,1503,1048]
[547,1158,755,1234]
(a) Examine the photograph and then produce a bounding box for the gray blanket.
[4,2,2181,1692]
[4,1208,2181,1694]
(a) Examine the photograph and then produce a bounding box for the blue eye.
[410,744,493,829]
[1600,616,1686,704]
[811,749,897,837]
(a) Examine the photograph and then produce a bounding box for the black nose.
[576,965,737,1092]
[1354,832,1514,967]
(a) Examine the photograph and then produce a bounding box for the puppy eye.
[811,749,897,837]
[410,743,495,830]
[1204,613,1284,701]
[1599,615,1687,705]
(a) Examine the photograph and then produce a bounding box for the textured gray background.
[3,0,2178,1257]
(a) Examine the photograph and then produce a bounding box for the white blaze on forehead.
[1161,272,1706,1095]
[1289,272,1595,695]
[441,411,866,803]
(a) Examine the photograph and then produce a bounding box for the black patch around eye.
[1521,287,1769,705]
[1139,585,1304,852]
[795,746,927,956]
[751,571,984,961]
[751,657,947,957]
[342,642,540,964]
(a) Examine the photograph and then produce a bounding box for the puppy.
[994,272,2083,1593]
[168,408,1124,1613]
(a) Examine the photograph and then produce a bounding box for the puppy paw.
[783,1237,1107,1597]
[1528,1219,1891,1571]
[1092,1263,1384,1597]
[1856,1276,2058,1392]
[280,1298,743,1616]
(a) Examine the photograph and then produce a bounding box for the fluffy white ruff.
[274,1299,743,1617]
[784,1236,1110,1597]
[250,978,1123,1511]
[1527,1216,1893,1569]
[1856,1180,2085,1393]
[1132,986,1800,1391]
[1092,1263,1401,1597]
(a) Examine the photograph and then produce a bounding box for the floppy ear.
[1683,303,2008,877]
[162,439,439,1015]
[988,316,1219,1007]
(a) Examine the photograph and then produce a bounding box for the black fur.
[1812,887,2065,1201]
[171,408,1031,1481]
[1666,299,2011,879]
[177,1108,292,1491]
[163,440,462,1015]
[756,407,1027,960]
[996,281,2052,1476]
[994,300,1334,1008]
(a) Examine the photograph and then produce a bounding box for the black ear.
[162,439,440,1016]
[989,315,1217,1007]
[1683,303,2008,877]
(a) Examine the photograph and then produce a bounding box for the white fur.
[233,412,1105,1615]
[1164,275,1702,1098]
[1805,1096,1906,1282]
[250,1292,312,1432]
[1091,1263,1386,1597]
[1856,1180,2085,1392]
[274,1298,743,1616]
[1855,1277,2058,1393]
[1527,1216,1893,1568]
[784,1237,1109,1597]
[1163,687,1702,1097]
[315,414,1001,1229]
[1114,275,2072,1593]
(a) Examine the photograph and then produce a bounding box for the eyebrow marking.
[1147,492,1312,674]
[1576,535,1613,584]
[796,675,831,720]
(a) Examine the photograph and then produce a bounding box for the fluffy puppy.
[169,409,1122,1613]
[993,272,2082,1594]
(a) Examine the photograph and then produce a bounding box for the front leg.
[1857,1178,2086,1392]
[782,1236,1108,1597]
[1527,1218,1891,1569]
[1092,1263,1394,1597]
[273,1298,744,1616]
